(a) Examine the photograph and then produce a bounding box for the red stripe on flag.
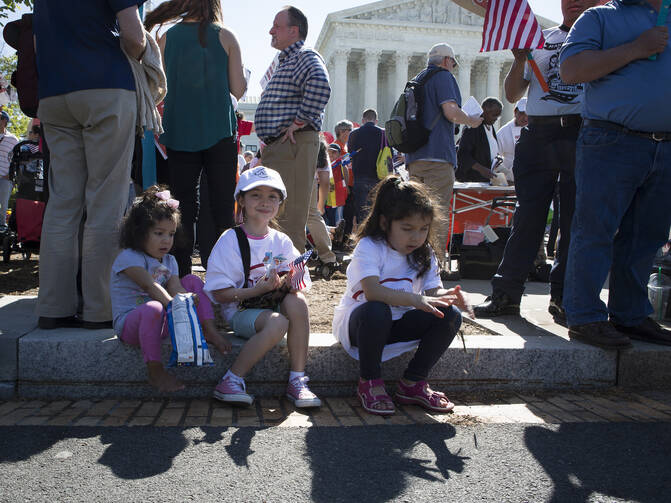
[480,0,545,52]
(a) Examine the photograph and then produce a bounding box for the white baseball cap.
[234,166,287,200]
[428,43,459,66]
[515,97,527,113]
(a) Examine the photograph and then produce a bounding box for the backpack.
[3,14,39,118]
[384,67,446,153]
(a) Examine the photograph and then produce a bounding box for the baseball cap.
[328,143,341,154]
[515,97,527,113]
[0,111,9,122]
[234,165,287,200]
[428,43,459,66]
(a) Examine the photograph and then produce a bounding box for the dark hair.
[362,108,377,122]
[357,176,441,277]
[317,135,329,171]
[145,0,223,48]
[482,97,503,110]
[283,6,308,40]
[119,185,181,252]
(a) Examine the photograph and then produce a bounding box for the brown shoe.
[611,318,671,346]
[568,321,632,349]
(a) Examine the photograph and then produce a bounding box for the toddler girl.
[111,186,231,392]
[332,176,473,415]
[205,166,321,408]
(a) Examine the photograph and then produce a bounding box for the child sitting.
[332,176,473,415]
[110,186,231,392]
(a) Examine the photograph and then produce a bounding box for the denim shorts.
[229,306,279,339]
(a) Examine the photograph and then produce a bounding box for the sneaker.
[473,291,520,318]
[213,375,254,406]
[611,318,671,346]
[286,376,322,408]
[548,298,567,327]
[568,321,632,349]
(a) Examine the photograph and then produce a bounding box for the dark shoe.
[568,321,632,349]
[38,316,82,330]
[548,298,567,327]
[611,318,671,346]
[81,320,113,330]
[473,292,520,318]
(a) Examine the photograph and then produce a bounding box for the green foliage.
[0,54,30,137]
[0,1,32,21]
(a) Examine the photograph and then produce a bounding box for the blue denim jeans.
[564,125,671,327]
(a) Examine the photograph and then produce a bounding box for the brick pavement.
[1,389,671,428]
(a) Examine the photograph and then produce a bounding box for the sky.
[0,0,561,97]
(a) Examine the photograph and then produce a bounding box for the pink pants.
[119,275,214,363]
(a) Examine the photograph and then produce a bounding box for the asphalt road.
[1,422,670,502]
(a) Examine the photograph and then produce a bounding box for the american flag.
[289,250,312,290]
[480,0,545,52]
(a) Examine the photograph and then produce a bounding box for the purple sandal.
[395,380,454,413]
[358,378,395,416]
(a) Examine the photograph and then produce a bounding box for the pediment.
[345,0,484,27]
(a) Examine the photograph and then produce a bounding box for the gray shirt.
[110,249,179,334]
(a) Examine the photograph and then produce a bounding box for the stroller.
[2,139,47,262]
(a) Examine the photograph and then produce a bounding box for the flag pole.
[526,53,549,93]
[650,0,671,61]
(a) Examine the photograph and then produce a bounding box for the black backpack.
[3,14,39,118]
[385,67,446,153]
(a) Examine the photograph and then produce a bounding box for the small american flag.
[480,0,545,52]
[289,250,312,290]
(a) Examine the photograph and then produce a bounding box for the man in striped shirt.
[256,6,331,251]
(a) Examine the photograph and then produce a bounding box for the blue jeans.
[564,125,671,327]
[491,122,578,302]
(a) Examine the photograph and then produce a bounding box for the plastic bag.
[167,293,214,367]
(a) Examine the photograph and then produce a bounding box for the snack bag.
[167,293,214,367]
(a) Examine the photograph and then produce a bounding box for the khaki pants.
[37,89,136,321]
[407,160,455,262]
[307,179,336,263]
[261,130,320,251]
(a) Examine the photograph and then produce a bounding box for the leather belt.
[527,114,582,128]
[582,119,671,142]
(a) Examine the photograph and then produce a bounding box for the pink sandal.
[357,378,395,416]
[395,380,454,413]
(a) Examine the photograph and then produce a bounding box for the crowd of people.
[11,0,670,414]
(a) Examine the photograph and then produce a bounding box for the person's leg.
[168,148,203,277]
[306,179,336,263]
[230,309,288,377]
[36,94,87,319]
[546,189,560,258]
[73,89,136,322]
[181,274,231,355]
[202,136,237,267]
[342,190,355,242]
[261,131,319,251]
[0,178,12,231]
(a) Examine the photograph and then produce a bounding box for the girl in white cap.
[205,166,321,408]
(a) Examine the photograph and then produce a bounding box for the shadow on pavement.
[525,422,671,503]
[306,423,468,502]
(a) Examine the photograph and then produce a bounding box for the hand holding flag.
[289,250,313,290]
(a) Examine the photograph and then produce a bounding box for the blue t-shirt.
[33,0,144,100]
[560,0,671,131]
[406,65,461,166]
[110,249,179,335]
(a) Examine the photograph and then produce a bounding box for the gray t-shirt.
[110,248,179,334]
[524,26,583,116]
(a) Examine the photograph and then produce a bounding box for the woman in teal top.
[145,0,246,276]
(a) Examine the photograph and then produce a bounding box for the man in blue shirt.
[33,1,145,330]
[405,43,483,270]
[560,0,671,347]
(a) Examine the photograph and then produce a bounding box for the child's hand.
[281,269,295,290]
[412,294,450,319]
[436,285,474,318]
[255,271,281,294]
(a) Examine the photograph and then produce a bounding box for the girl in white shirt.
[333,176,473,416]
[205,166,321,408]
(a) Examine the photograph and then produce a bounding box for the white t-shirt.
[204,227,311,321]
[0,132,19,177]
[496,118,522,181]
[524,26,583,117]
[332,236,442,362]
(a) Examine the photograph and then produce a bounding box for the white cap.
[428,43,459,66]
[234,166,287,200]
[515,97,527,113]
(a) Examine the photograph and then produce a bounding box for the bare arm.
[117,6,146,60]
[441,102,483,128]
[317,170,330,214]
[360,276,449,318]
[122,267,173,307]
[157,32,167,71]
[219,28,247,100]
[504,49,530,103]
[561,26,669,84]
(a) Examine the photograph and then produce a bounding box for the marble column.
[331,49,349,124]
[363,49,382,111]
[393,51,412,96]
[457,55,474,100]
[486,57,505,99]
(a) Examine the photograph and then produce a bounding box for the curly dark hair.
[356,175,443,277]
[119,185,181,252]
